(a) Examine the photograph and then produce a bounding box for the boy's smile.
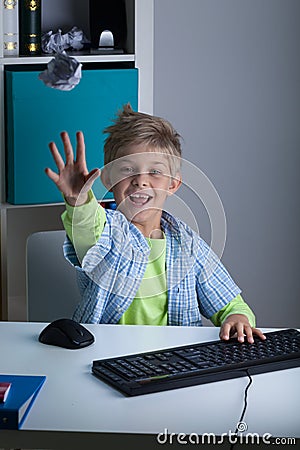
[101,146,182,237]
[128,191,152,206]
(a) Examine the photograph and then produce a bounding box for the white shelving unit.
[0,0,153,320]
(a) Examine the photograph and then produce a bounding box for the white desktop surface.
[0,322,299,445]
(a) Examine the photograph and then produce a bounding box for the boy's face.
[101,145,182,237]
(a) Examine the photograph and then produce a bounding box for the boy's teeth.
[131,194,148,198]
[129,193,151,204]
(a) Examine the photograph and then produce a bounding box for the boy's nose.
[132,173,149,186]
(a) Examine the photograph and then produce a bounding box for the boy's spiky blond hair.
[103,104,182,174]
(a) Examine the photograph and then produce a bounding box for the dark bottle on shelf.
[19,0,41,56]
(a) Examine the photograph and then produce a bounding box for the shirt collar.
[161,210,182,244]
[107,208,183,249]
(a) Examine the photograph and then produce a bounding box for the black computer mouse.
[38,318,95,349]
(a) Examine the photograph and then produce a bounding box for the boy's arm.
[45,130,104,262]
[210,294,255,327]
[61,190,106,263]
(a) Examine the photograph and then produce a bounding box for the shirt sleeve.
[61,190,106,263]
[210,294,256,327]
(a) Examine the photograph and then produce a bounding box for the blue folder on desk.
[0,374,46,430]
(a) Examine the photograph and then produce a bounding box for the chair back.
[26,230,81,322]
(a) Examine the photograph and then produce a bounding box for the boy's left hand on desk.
[219,314,266,344]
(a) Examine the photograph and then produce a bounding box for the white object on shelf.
[2,0,19,56]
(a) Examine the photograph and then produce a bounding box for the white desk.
[0,322,299,449]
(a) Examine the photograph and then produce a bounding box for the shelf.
[0,197,114,210]
[0,0,153,320]
[0,53,135,65]
[0,202,64,209]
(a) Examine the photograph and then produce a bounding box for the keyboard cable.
[230,369,253,450]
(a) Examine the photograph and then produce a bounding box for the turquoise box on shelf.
[5,67,138,204]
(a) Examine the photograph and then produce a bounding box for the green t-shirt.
[118,237,168,325]
[62,191,255,327]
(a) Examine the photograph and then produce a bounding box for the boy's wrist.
[64,192,89,207]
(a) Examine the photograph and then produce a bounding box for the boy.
[46,104,265,343]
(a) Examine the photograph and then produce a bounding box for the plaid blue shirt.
[64,209,241,325]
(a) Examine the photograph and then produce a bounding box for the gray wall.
[153,0,300,328]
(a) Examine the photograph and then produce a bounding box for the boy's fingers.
[82,169,101,193]
[236,323,245,343]
[220,322,231,340]
[60,131,74,165]
[252,327,266,340]
[45,167,59,184]
[48,142,65,172]
[244,325,254,343]
[88,168,101,182]
[75,131,87,168]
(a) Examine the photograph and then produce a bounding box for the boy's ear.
[100,167,112,191]
[167,174,182,196]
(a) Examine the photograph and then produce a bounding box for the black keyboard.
[92,328,300,396]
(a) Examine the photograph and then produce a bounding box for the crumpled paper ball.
[38,52,82,91]
[41,27,90,53]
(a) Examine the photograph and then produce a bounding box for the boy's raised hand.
[45,131,100,206]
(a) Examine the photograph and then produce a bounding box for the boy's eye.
[120,167,134,174]
[149,169,162,175]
